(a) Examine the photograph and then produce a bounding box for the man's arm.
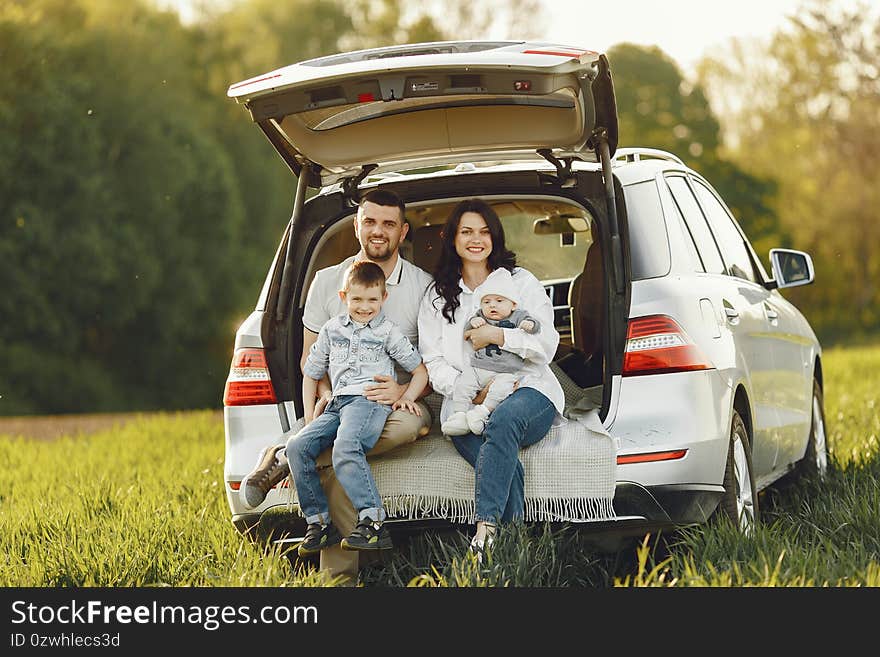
[392,363,429,415]
[302,376,319,424]
[302,327,332,415]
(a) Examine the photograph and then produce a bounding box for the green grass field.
[2,343,878,587]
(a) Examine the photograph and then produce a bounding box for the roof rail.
[613,148,684,166]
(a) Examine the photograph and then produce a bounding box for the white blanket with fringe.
[368,410,617,523]
[284,373,618,523]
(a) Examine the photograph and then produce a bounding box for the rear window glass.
[308,200,596,290]
[499,212,590,281]
[624,181,671,280]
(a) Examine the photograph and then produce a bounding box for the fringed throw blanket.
[283,378,618,523]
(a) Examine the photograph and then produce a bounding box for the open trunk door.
[230,40,625,376]
[228,40,618,188]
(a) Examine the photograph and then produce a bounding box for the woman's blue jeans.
[451,387,556,524]
[286,395,391,525]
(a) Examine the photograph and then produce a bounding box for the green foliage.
[0,0,249,413]
[698,0,880,342]
[0,0,539,415]
[1,343,878,586]
[610,43,722,160]
[608,43,783,258]
[1,0,871,416]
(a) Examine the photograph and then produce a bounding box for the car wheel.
[716,409,759,534]
[795,378,829,480]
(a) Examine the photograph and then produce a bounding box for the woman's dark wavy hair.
[431,198,517,323]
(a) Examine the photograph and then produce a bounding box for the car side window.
[658,177,704,272]
[666,175,725,275]
[692,180,758,283]
[623,180,672,280]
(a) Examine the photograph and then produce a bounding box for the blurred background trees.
[0,0,249,413]
[0,0,876,414]
[609,43,782,259]
[698,0,880,341]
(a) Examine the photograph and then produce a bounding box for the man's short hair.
[342,260,386,293]
[359,189,405,223]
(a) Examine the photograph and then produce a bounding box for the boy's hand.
[364,375,405,405]
[519,319,535,333]
[392,398,422,416]
[470,316,486,328]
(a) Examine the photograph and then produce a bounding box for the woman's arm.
[497,270,559,365]
[417,291,461,397]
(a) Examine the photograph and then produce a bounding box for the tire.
[794,378,829,480]
[716,409,759,534]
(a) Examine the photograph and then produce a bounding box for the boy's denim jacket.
[303,311,422,397]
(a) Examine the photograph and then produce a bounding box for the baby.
[442,267,541,436]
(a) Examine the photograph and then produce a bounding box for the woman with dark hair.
[417,198,564,554]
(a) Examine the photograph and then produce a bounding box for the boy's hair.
[342,260,386,293]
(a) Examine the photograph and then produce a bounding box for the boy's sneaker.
[240,444,289,509]
[298,522,342,557]
[340,518,393,551]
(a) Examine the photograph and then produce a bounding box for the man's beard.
[364,241,394,261]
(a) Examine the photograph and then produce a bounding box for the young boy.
[441,267,541,436]
[286,260,428,556]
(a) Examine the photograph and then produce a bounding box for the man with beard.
[241,189,433,584]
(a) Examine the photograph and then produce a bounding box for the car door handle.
[764,304,779,322]
[724,306,740,320]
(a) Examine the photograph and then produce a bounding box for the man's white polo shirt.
[302,252,432,349]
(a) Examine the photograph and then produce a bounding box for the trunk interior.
[260,169,630,427]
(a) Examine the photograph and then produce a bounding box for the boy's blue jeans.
[451,387,556,523]
[286,395,391,525]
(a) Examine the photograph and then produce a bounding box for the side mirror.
[768,248,815,289]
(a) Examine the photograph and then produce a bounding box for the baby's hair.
[342,260,386,293]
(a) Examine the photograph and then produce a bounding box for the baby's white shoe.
[441,411,470,436]
[466,406,490,435]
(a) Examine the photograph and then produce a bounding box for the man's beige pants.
[313,401,431,585]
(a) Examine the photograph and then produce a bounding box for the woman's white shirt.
[417,266,565,424]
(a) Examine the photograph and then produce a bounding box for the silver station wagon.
[221,40,826,549]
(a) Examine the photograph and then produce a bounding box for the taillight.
[617,449,688,465]
[223,348,278,406]
[623,315,713,376]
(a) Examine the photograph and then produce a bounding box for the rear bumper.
[232,481,723,548]
[611,481,722,526]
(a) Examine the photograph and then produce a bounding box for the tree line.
[698,0,880,343]
[1,0,873,415]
